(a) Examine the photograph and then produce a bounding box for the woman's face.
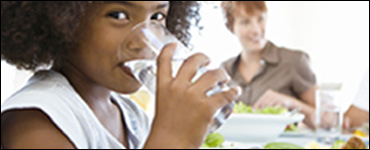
[67,1,169,94]
[233,9,268,53]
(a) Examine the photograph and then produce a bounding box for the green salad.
[233,101,288,115]
[331,140,346,149]
[264,142,304,149]
[285,123,299,132]
[201,132,225,148]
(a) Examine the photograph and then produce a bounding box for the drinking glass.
[315,83,343,145]
[119,21,234,133]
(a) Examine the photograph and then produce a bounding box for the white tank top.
[1,70,150,149]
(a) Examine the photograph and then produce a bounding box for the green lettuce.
[233,101,253,114]
[331,140,346,149]
[233,101,288,115]
[285,123,299,132]
[264,142,304,149]
[202,132,224,148]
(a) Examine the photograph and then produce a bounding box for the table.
[228,130,369,149]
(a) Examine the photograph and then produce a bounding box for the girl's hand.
[144,43,241,149]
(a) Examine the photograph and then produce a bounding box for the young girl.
[1,1,240,149]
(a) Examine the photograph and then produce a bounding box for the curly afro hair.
[1,1,201,71]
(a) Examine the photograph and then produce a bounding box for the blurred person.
[221,1,317,128]
[344,70,369,129]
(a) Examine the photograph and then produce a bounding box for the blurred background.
[1,1,369,110]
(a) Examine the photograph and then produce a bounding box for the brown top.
[221,41,316,106]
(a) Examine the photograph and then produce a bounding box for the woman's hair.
[221,1,267,32]
[1,1,200,71]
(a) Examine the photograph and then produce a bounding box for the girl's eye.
[107,11,128,20]
[151,12,166,21]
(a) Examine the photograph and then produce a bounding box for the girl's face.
[233,9,268,53]
[67,1,169,94]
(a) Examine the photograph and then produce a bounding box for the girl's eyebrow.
[109,1,169,10]
[113,1,136,7]
[155,3,169,10]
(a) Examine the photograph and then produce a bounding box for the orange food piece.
[342,136,366,149]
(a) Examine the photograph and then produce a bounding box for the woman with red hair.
[221,1,317,128]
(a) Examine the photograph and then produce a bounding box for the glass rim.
[120,20,167,43]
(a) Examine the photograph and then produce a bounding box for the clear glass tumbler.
[119,21,234,133]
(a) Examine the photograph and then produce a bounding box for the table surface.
[226,130,369,149]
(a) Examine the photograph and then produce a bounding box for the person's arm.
[1,109,76,149]
[345,105,369,128]
[344,70,369,128]
[297,85,317,128]
[253,86,317,129]
[288,51,317,128]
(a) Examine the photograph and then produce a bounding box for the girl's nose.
[120,20,166,60]
[126,34,147,52]
[125,39,156,60]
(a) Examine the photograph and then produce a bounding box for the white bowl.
[217,113,305,143]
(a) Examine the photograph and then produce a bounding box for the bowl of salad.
[217,102,305,143]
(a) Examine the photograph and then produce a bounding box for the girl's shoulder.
[1,70,92,148]
[2,70,83,112]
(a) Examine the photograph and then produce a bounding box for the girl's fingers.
[208,86,242,110]
[157,43,177,84]
[175,53,210,83]
[191,69,230,94]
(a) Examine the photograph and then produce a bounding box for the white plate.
[280,131,305,137]
[281,129,314,137]
[218,113,305,143]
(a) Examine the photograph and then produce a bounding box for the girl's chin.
[114,83,142,94]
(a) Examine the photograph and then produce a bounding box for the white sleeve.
[353,70,369,112]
